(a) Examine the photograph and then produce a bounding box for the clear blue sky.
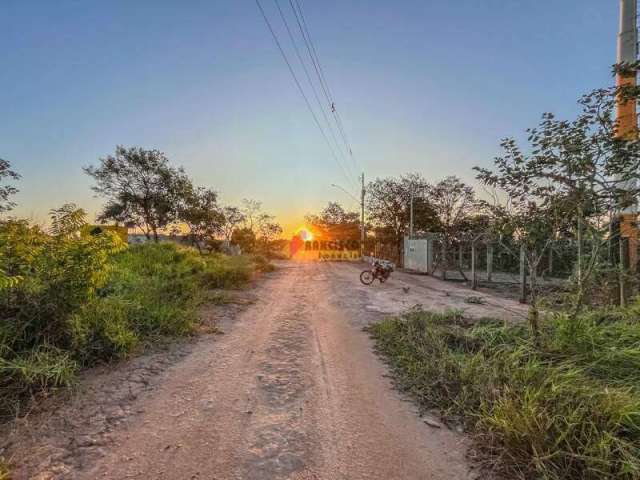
[3,0,617,233]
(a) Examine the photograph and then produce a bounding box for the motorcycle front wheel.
[360,270,375,285]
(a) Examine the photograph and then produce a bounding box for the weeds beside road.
[369,307,640,480]
[0,225,265,421]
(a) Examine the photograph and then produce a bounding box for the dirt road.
[6,261,526,479]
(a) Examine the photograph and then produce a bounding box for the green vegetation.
[369,308,640,480]
[0,218,261,419]
[0,458,9,480]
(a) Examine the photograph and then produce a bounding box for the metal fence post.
[471,240,478,290]
[519,245,527,304]
[442,241,447,280]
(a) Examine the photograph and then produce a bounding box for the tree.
[179,187,224,253]
[366,173,439,261]
[0,158,20,213]
[484,194,568,335]
[257,213,283,256]
[84,146,192,242]
[231,227,256,253]
[476,83,640,318]
[221,206,246,242]
[305,202,360,240]
[241,199,263,232]
[427,176,480,276]
[233,200,281,254]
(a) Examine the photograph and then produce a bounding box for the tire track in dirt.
[240,280,319,479]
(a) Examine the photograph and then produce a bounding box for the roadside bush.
[0,219,125,351]
[369,308,640,480]
[68,297,140,363]
[252,254,276,273]
[199,253,255,288]
[0,224,257,419]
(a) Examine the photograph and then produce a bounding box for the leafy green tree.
[84,146,192,242]
[427,176,480,276]
[305,202,360,240]
[476,83,640,318]
[0,158,20,213]
[257,213,283,256]
[366,173,439,261]
[221,206,246,242]
[231,227,257,254]
[179,187,224,253]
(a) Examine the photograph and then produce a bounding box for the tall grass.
[0,237,259,419]
[0,458,9,480]
[369,308,640,479]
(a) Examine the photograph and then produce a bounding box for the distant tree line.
[308,174,483,268]
[83,146,282,256]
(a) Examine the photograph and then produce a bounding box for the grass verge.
[368,307,640,480]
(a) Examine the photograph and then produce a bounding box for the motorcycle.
[360,260,394,285]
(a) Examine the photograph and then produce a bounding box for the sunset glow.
[295,227,314,242]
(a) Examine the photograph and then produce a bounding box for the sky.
[2,0,619,235]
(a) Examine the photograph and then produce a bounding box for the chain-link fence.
[403,234,587,303]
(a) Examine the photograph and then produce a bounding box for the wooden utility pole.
[360,173,365,258]
[409,190,414,239]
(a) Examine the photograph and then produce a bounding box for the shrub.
[0,229,256,419]
[252,254,276,273]
[199,253,255,288]
[0,219,125,351]
[369,308,640,480]
[68,297,140,363]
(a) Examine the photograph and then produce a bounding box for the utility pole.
[616,0,639,299]
[409,190,414,239]
[330,181,363,257]
[360,172,365,258]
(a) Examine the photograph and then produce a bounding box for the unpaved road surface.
[4,262,525,479]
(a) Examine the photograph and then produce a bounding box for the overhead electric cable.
[272,0,358,188]
[254,0,355,187]
[289,0,362,175]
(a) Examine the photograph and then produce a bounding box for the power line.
[288,0,360,182]
[289,0,362,176]
[254,0,355,188]
[272,0,357,188]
